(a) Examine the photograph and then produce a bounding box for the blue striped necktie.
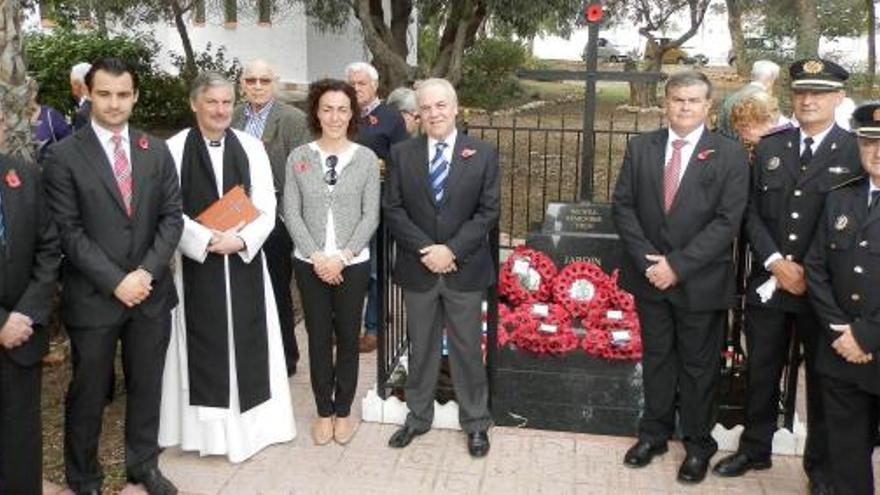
[429,141,449,204]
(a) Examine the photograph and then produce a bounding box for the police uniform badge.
[803,60,824,74]
[767,156,780,171]
[834,215,849,231]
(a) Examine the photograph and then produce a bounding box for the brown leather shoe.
[359,334,377,353]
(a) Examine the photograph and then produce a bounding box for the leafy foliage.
[23,28,239,131]
[457,37,527,111]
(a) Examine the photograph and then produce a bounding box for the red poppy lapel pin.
[461,148,477,159]
[5,169,21,188]
[368,115,379,126]
[293,160,309,173]
[696,148,716,161]
[138,136,149,150]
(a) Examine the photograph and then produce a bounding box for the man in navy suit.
[384,78,499,457]
[44,57,183,495]
[0,124,60,494]
[612,70,749,484]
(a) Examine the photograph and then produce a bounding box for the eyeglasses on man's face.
[243,77,273,86]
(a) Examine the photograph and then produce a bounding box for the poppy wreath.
[581,301,642,361]
[498,247,557,307]
[509,303,579,355]
[497,303,513,347]
[552,261,614,319]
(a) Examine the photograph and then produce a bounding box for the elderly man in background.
[345,62,409,353]
[387,87,420,137]
[717,60,780,139]
[69,62,92,130]
[232,59,309,377]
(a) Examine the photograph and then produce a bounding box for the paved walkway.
[154,324,876,494]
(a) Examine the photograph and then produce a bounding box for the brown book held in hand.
[195,185,260,231]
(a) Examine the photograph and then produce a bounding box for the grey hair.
[70,62,92,83]
[189,72,235,102]
[751,60,780,82]
[414,78,458,108]
[664,70,712,99]
[345,62,379,81]
[242,58,277,80]
[386,87,417,113]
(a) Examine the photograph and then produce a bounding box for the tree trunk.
[868,0,877,89]
[169,0,197,79]
[795,0,820,58]
[352,0,412,90]
[726,0,748,78]
[0,0,33,161]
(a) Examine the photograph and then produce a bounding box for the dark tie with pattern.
[429,141,449,204]
[663,139,687,213]
[870,190,880,212]
[800,136,814,168]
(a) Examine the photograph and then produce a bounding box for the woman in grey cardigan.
[283,79,380,445]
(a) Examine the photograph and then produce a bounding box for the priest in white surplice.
[159,72,295,463]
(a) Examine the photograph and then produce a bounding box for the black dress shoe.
[467,431,490,457]
[131,466,177,495]
[623,440,668,468]
[713,452,772,477]
[388,425,427,448]
[677,455,710,484]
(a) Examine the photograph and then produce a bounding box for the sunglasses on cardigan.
[323,155,338,186]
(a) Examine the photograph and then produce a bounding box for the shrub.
[24,29,241,132]
[458,37,527,111]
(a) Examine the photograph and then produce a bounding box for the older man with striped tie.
[383,78,500,457]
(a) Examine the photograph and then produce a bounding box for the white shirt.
[91,121,131,170]
[427,128,457,168]
[664,125,704,182]
[800,122,834,156]
[869,182,880,208]
[293,142,369,265]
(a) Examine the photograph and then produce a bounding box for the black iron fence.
[465,107,665,247]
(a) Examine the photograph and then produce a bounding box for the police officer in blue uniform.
[805,102,880,495]
[713,59,861,494]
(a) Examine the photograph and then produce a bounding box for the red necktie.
[111,133,133,216]
[663,139,687,212]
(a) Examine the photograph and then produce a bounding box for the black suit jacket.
[383,132,500,292]
[611,128,749,311]
[72,100,91,131]
[0,158,60,366]
[805,178,880,396]
[744,124,861,312]
[43,125,183,328]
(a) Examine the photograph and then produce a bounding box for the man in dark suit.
[43,58,183,495]
[805,102,880,495]
[0,144,60,493]
[383,78,499,457]
[346,61,409,353]
[612,70,749,484]
[232,58,309,376]
[713,60,859,494]
[70,62,92,130]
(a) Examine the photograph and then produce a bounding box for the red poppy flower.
[5,169,21,188]
[368,115,379,126]
[138,136,149,150]
[292,161,309,173]
[461,148,477,159]
[697,148,716,160]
